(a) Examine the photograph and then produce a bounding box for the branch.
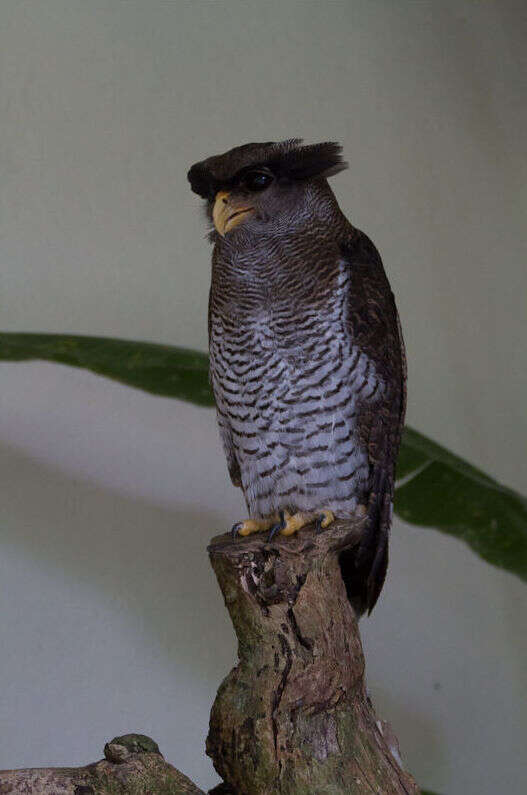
[207,517,419,794]
[0,734,204,794]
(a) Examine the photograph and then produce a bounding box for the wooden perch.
[207,517,419,794]
[0,516,418,794]
[0,733,204,794]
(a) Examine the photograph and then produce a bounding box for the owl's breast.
[209,304,384,518]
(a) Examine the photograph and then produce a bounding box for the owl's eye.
[243,171,274,192]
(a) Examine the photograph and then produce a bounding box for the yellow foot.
[278,509,335,537]
[232,510,335,540]
[231,514,279,538]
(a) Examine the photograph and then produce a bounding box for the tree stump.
[0,517,419,794]
[207,517,418,795]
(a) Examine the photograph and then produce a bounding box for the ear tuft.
[276,141,348,181]
[187,163,216,199]
[188,139,348,197]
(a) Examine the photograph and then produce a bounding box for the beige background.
[0,2,526,793]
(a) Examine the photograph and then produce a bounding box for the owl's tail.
[338,468,392,616]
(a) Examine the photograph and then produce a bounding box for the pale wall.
[0,2,526,793]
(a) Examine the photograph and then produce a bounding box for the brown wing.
[339,229,407,614]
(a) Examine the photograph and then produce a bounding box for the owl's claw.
[267,510,287,542]
[315,510,335,534]
[278,509,335,538]
[231,514,280,539]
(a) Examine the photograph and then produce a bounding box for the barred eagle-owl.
[188,140,406,614]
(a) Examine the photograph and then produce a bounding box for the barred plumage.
[188,140,406,614]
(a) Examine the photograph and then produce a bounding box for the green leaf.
[0,332,214,407]
[1,332,525,583]
[395,427,527,582]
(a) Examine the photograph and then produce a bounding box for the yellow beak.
[212,191,254,236]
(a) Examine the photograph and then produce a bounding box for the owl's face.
[208,164,311,238]
[188,139,347,240]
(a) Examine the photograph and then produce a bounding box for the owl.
[188,140,406,614]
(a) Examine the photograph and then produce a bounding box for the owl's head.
[187,139,347,239]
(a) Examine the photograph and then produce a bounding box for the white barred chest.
[210,303,385,518]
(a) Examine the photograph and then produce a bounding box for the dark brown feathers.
[187,139,348,199]
[338,232,407,614]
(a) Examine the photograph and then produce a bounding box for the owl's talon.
[315,510,335,533]
[230,514,280,539]
[267,510,287,542]
[267,525,278,542]
[279,508,335,537]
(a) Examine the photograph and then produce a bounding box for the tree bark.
[0,734,204,794]
[206,517,419,795]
